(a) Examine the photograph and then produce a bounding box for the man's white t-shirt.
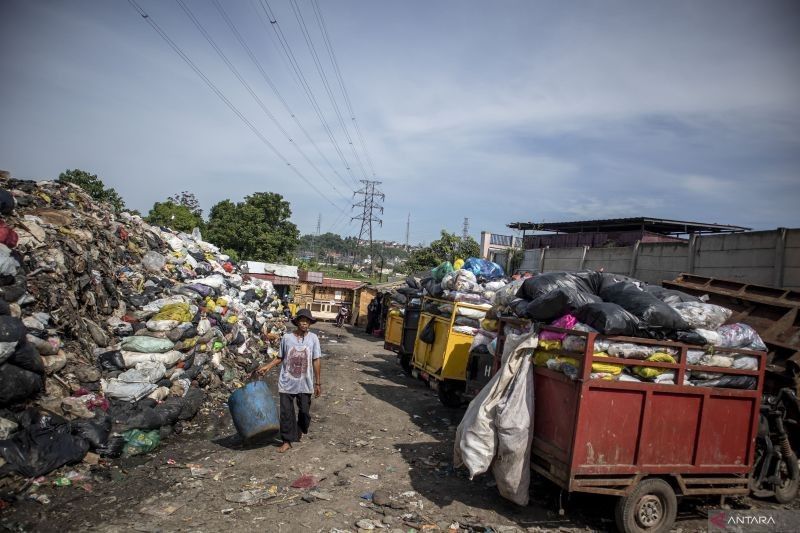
[277,332,321,394]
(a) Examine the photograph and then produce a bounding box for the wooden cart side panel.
[533,368,581,464]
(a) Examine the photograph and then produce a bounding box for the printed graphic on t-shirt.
[286,346,310,378]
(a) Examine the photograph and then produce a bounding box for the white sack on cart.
[454,331,538,505]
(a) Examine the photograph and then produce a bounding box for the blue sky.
[1,0,798,244]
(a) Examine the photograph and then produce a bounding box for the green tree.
[145,201,204,232]
[205,192,299,262]
[405,230,480,274]
[168,191,203,217]
[58,168,125,212]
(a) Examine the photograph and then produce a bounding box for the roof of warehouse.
[507,217,750,235]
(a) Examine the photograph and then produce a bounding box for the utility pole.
[463,217,470,240]
[405,213,411,251]
[352,180,384,277]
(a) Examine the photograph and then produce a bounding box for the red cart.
[531,326,766,533]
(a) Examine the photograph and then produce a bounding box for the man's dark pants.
[279,392,312,443]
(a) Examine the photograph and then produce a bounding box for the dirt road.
[0,323,752,532]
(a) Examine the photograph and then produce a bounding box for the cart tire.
[399,352,412,375]
[774,450,800,504]
[614,478,677,533]
[438,382,463,408]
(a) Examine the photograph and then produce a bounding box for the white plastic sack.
[561,323,598,352]
[142,251,166,273]
[733,355,759,370]
[493,346,534,505]
[492,279,524,307]
[671,302,732,330]
[194,274,226,289]
[197,318,212,336]
[457,307,487,320]
[0,244,20,276]
[146,319,180,332]
[102,379,156,402]
[716,323,767,351]
[699,354,734,368]
[484,280,507,292]
[607,342,654,360]
[118,361,166,383]
[140,295,193,315]
[147,386,171,401]
[454,332,538,501]
[687,350,705,364]
[121,350,182,368]
[694,328,721,346]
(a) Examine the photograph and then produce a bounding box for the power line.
[175,0,349,209]
[258,0,359,187]
[125,0,345,213]
[210,0,353,193]
[310,0,377,178]
[287,0,368,181]
[352,180,384,276]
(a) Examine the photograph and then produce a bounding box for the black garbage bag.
[509,298,529,318]
[0,275,26,303]
[178,387,204,420]
[0,411,89,478]
[390,293,408,305]
[0,189,15,215]
[0,363,43,406]
[98,350,126,371]
[421,278,443,298]
[113,397,184,431]
[0,316,26,343]
[7,342,44,375]
[183,363,203,381]
[405,277,422,290]
[642,285,700,305]
[692,375,756,390]
[517,272,597,301]
[600,282,688,331]
[127,293,150,308]
[71,415,112,449]
[673,330,708,345]
[0,298,9,315]
[576,303,641,336]
[419,320,436,344]
[96,433,125,458]
[525,287,602,321]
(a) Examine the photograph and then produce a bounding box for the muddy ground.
[0,323,791,532]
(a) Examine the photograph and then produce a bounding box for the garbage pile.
[0,175,287,480]
[419,258,507,335]
[499,271,766,389]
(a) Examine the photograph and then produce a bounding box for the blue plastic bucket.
[228,380,280,440]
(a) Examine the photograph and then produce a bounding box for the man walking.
[256,309,322,452]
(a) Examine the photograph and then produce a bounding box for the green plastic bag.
[120,335,175,353]
[431,261,454,283]
[122,429,161,457]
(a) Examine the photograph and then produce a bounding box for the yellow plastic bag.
[481,318,499,332]
[453,258,465,270]
[591,352,623,375]
[534,350,555,367]
[153,303,193,323]
[634,352,676,379]
[538,339,562,352]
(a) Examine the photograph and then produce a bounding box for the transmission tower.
[463,217,470,240]
[405,213,411,251]
[312,213,321,261]
[352,180,384,276]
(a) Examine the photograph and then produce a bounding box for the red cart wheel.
[615,478,677,533]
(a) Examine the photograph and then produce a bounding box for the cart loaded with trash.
[454,270,786,533]
[532,325,766,532]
